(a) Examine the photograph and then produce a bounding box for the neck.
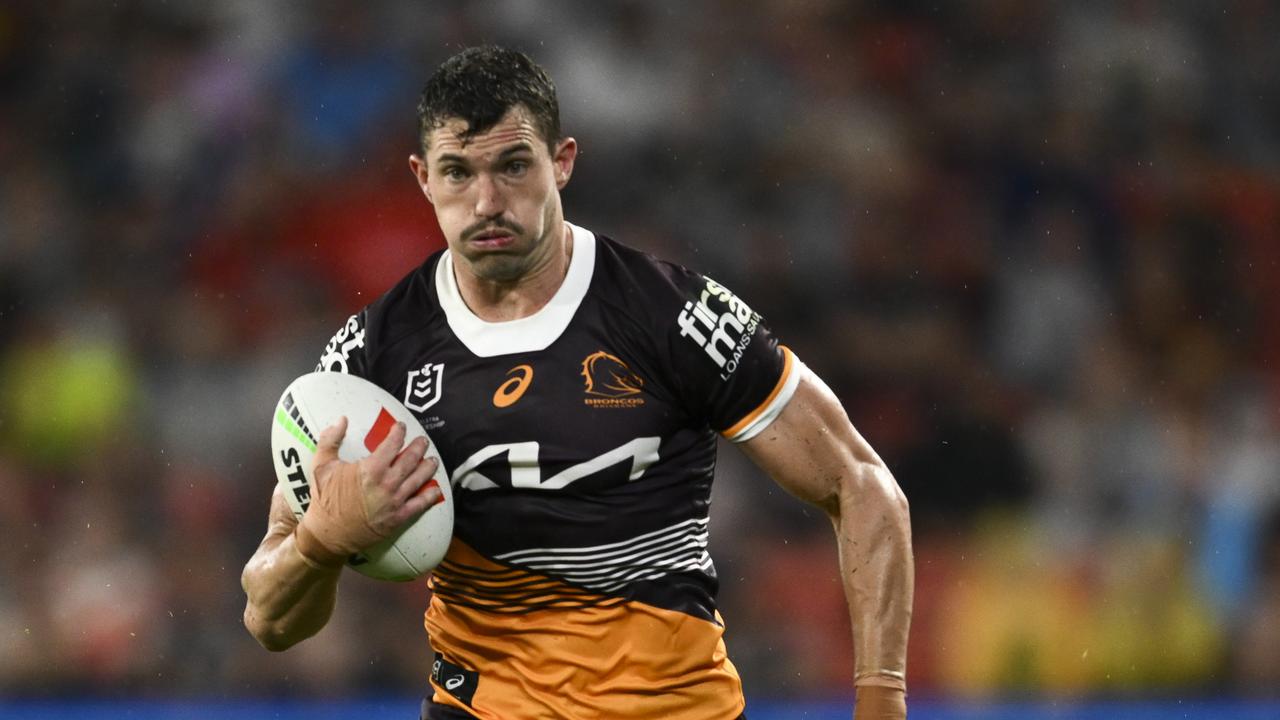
[453,222,573,322]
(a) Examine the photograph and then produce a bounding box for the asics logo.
[493,364,533,408]
[445,675,466,691]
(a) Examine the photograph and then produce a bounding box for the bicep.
[738,365,886,514]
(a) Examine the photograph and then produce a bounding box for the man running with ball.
[242,45,913,720]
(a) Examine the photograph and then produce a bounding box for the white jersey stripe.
[493,519,716,593]
[572,554,711,593]
[495,518,707,561]
[518,536,708,579]
[497,527,707,567]
[595,554,711,592]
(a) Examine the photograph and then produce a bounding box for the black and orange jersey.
[316,223,801,720]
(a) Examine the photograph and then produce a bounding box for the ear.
[552,137,578,190]
[408,154,434,205]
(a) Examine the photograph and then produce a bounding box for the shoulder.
[587,230,762,358]
[589,233,752,340]
[585,229,795,438]
[590,233,708,316]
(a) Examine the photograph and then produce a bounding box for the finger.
[313,416,349,470]
[391,435,429,473]
[396,476,445,522]
[394,455,440,504]
[369,421,407,467]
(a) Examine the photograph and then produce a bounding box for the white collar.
[435,222,596,357]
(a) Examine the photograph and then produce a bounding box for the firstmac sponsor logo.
[676,277,759,379]
[316,313,365,373]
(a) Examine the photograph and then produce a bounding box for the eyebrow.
[434,143,535,167]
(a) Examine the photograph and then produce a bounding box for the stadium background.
[1,1,1278,718]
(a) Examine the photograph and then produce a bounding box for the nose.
[473,172,505,218]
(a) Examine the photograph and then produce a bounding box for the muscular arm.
[240,487,342,651]
[739,365,913,713]
[240,418,440,652]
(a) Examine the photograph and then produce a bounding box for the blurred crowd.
[2,0,1279,701]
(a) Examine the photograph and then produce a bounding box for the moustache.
[463,219,525,242]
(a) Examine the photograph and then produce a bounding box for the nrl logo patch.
[405,362,445,412]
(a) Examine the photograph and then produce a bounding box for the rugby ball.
[270,372,453,581]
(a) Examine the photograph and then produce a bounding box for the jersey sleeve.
[315,309,370,377]
[661,267,802,443]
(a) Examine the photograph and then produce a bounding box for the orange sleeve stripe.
[720,345,795,440]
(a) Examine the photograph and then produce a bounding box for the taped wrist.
[293,521,347,568]
[295,460,384,565]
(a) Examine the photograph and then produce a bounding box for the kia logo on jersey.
[405,362,445,412]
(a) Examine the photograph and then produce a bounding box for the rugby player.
[242,45,913,720]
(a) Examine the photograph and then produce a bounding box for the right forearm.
[241,419,437,651]
[242,531,342,651]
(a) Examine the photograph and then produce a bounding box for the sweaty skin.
[244,108,572,652]
[740,366,913,719]
[409,107,578,322]
[244,102,911,719]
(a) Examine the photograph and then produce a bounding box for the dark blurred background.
[2,0,1279,706]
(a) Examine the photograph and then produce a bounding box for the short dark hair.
[416,45,561,154]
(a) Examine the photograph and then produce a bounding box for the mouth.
[466,229,517,250]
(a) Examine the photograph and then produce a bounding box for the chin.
[469,254,531,283]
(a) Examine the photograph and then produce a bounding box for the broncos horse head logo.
[581,351,644,397]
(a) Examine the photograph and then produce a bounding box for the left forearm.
[738,367,914,691]
[833,459,913,687]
